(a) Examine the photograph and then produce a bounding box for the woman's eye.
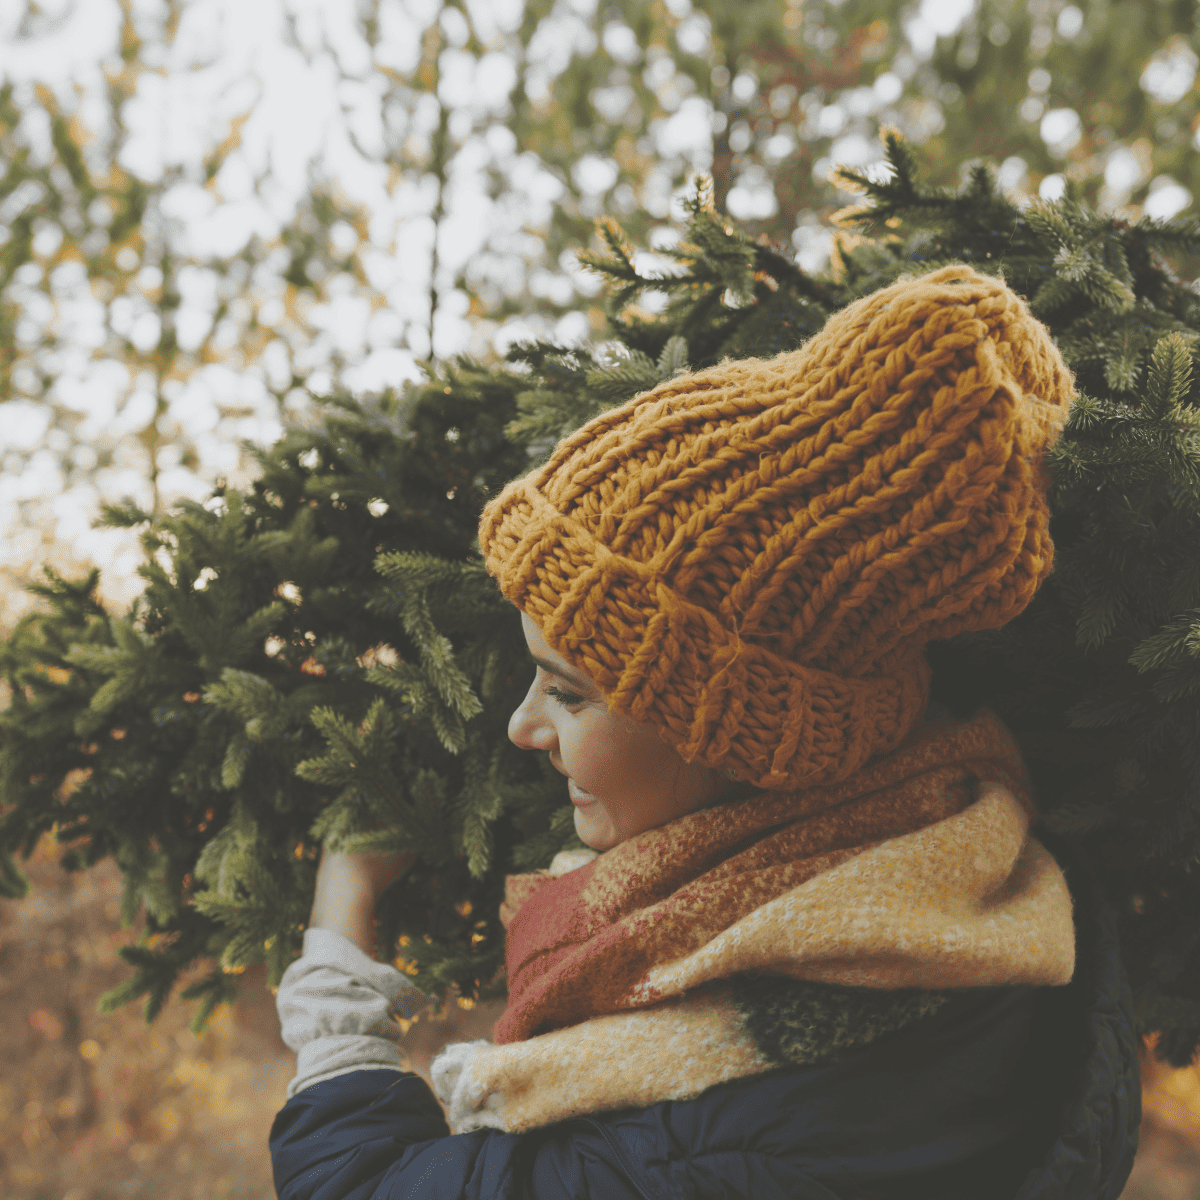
[545,684,585,708]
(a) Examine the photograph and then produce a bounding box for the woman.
[270,266,1141,1199]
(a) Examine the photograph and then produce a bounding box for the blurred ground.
[0,836,501,1200]
[2,836,1198,1200]
[1122,1051,1200,1200]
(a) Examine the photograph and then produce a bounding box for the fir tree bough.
[5,133,1200,1069]
[0,381,572,1029]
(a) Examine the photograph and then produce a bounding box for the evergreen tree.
[6,132,1200,1072]
[0,375,563,1028]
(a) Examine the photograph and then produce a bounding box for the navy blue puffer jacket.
[269,830,1141,1200]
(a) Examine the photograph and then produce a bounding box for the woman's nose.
[508,679,554,750]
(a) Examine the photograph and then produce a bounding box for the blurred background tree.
[1,0,1197,633]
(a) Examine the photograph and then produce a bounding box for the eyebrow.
[529,654,595,693]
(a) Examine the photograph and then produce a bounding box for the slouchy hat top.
[477,265,1075,790]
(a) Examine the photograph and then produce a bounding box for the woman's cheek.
[573,802,618,852]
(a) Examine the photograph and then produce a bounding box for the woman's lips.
[568,779,598,806]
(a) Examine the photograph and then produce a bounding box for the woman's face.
[508,611,728,852]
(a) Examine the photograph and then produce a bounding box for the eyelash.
[544,684,585,709]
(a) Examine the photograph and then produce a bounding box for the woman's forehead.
[520,612,598,691]
[518,610,542,645]
[519,611,562,661]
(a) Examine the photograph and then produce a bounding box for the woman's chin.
[573,804,617,852]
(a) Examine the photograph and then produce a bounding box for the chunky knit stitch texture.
[478,265,1075,788]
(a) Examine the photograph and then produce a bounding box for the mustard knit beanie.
[478,265,1076,790]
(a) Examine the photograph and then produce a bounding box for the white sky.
[0,0,579,622]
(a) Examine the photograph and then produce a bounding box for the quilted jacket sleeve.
[270,1069,703,1200]
[269,929,667,1200]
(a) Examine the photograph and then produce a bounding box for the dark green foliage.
[0,375,574,1024]
[577,182,837,369]
[6,131,1200,1071]
[834,136,1200,1067]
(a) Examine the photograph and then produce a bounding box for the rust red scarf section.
[495,708,1034,1045]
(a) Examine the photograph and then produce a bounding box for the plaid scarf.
[430,708,1075,1133]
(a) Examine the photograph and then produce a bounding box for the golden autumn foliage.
[0,833,502,1200]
